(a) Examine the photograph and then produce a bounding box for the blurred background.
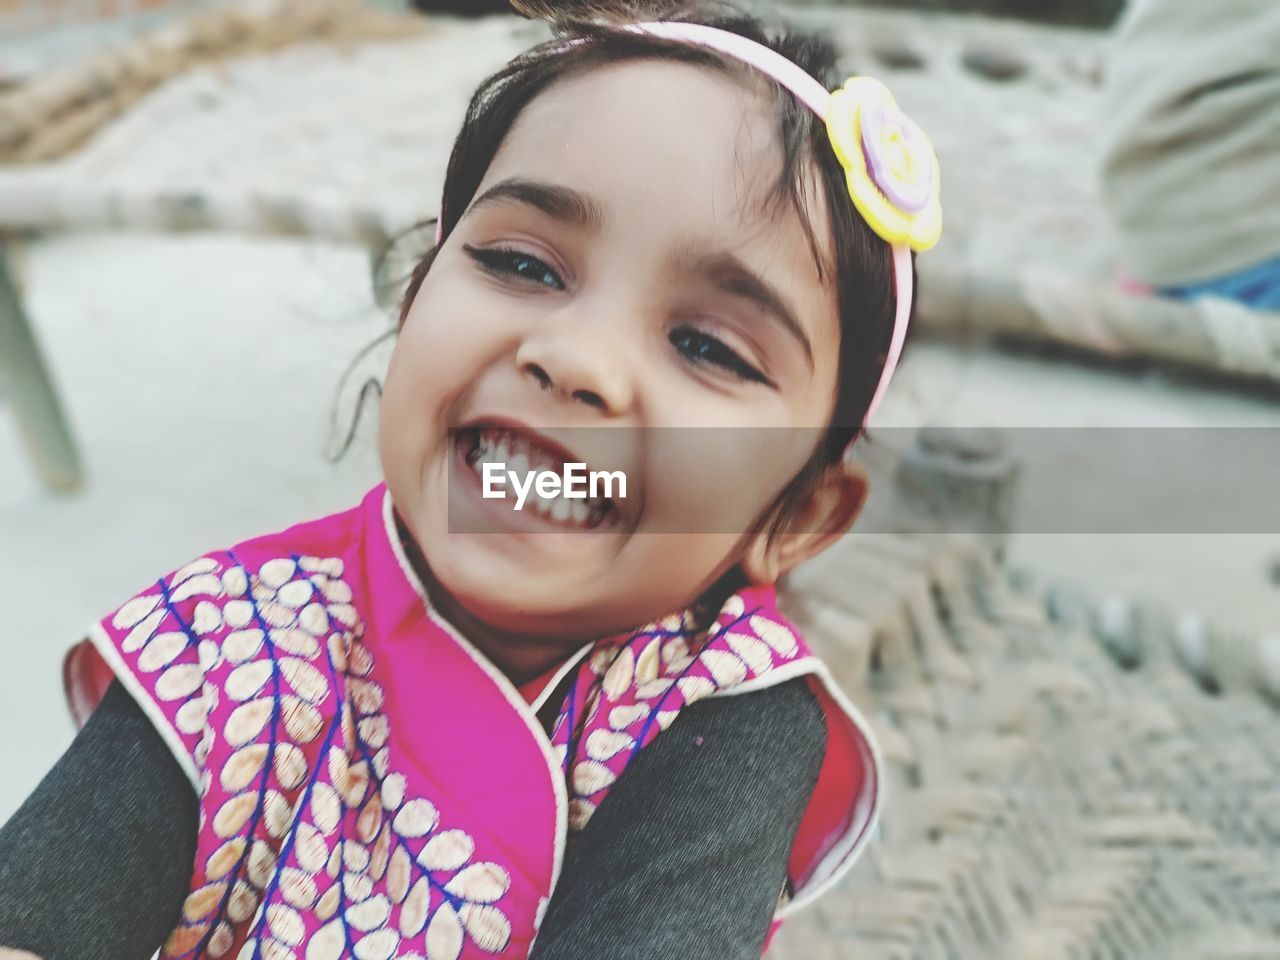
[1,1,1278,957]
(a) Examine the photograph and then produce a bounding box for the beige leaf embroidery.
[113,594,161,631]
[192,600,224,636]
[393,798,439,838]
[634,678,674,700]
[222,566,249,598]
[163,923,208,956]
[225,698,273,746]
[348,643,376,678]
[608,704,648,729]
[309,783,342,836]
[280,657,329,705]
[259,600,298,630]
[328,604,359,628]
[299,556,344,577]
[370,822,391,882]
[701,649,748,687]
[356,795,384,844]
[271,627,320,659]
[206,838,247,881]
[585,729,633,762]
[345,870,373,911]
[677,676,716,703]
[221,744,269,793]
[314,884,340,921]
[304,918,345,960]
[279,868,318,910]
[273,742,309,790]
[155,663,204,701]
[444,863,509,904]
[727,632,773,675]
[572,760,617,797]
[223,600,255,630]
[400,877,430,937]
[345,893,391,932]
[224,629,266,664]
[262,789,293,840]
[387,845,411,904]
[182,881,227,922]
[353,928,399,960]
[316,578,353,604]
[634,641,661,684]
[170,573,223,603]
[175,698,210,735]
[660,637,690,664]
[121,609,165,653]
[344,840,372,873]
[227,879,259,923]
[602,647,635,698]
[259,558,298,589]
[226,661,274,702]
[267,903,305,947]
[418,830,473,872]
[213,792,258,839]
[246,840,278,890]
[460,904,512,953]
[358,715,389,749]
[208,921,235,957]
[326,633,349,673]
[298,603,329,637]
[380,773,406,812]
[276,579,314,610]
[139,631,188,673]
[341,759,371,808]
[425,903,464,960]
[294,823,330,873]
[750,615,798,657]
[281,696,324,744]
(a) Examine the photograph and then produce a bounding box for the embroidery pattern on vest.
[552,591,805,832]
[107,555,516,960]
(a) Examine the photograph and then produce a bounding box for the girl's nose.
[515,311,635,415]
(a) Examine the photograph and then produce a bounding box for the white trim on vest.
[379,490,573,925]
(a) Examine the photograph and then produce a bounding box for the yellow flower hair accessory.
[827,77,942,252]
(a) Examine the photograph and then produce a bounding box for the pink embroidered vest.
[64,484,881,959]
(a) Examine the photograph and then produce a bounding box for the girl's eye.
[669,325,769,385]
[464,244,565,291]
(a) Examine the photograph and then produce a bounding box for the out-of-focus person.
[1099,0,1280,310]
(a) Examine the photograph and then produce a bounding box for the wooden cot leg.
[0,239,84,493]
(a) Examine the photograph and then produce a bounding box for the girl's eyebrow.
[676,247,814,370]
[466,178,813,370]
[467,177,604,232]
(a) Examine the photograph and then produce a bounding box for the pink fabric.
[67,484,880,958]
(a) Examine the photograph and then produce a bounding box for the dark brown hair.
[389,0,909,528]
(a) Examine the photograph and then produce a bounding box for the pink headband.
[437,21,942,425]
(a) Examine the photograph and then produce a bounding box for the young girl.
[0,1,940,957]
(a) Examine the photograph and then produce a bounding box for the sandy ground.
[2,9,1278,827]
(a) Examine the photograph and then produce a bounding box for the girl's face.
[380,58,862,653]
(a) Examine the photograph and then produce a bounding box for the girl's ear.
[740,460,869,585]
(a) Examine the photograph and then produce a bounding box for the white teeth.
[464,426,615,529]
[509,452,530,483]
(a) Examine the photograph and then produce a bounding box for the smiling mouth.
[455,426,620,531]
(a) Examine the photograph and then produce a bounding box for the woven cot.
[774,533,1280,960]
